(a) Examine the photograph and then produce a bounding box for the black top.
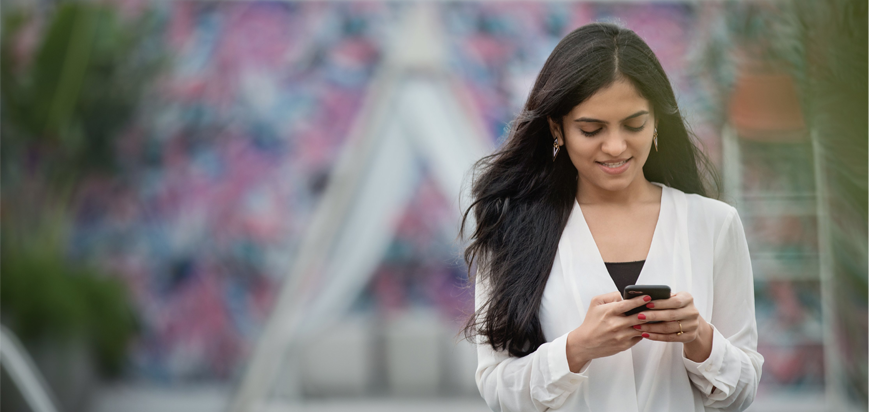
[604,260,645,295]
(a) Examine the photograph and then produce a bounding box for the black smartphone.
[623,285,671,317]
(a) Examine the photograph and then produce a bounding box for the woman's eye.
[626,125,645,132]
[580,129,601,137]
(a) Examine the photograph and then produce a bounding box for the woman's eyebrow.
[574,110,649,124]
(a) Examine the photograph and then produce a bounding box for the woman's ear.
[547,117,564,146]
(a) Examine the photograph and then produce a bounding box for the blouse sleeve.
[474,269,590,412]
[681,207,764,411]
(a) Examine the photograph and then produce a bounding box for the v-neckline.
[572,183,667,292]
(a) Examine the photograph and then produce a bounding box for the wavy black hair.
[460,22,719,357]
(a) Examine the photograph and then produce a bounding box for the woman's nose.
[601,132,627,156]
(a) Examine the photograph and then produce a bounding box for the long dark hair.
[460,22,719,357]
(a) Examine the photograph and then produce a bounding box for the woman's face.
[549,79,657,195]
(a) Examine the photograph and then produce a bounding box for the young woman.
[461,23,763,411]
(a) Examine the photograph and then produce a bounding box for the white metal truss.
[228,4,492,411]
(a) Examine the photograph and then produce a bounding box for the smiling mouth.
[597,158,630,168]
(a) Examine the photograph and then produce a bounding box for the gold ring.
[677,321,683,336]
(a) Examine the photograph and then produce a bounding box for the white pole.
[0,325,62,412]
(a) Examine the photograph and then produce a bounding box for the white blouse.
[474,183,764,412]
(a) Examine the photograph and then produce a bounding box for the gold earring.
[553,138,561,161]
[653,128,658,152]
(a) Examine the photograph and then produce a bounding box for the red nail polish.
[646,303,655,309]
[638,314,646,320]
[642,333,650,338]
[633,325,641,330]
[643,295,651,302]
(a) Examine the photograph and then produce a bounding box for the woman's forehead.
[569,80,651,121]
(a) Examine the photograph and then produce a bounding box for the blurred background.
[0,0,866,411]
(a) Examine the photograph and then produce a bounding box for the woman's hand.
[566,291,649,372]
[633,291,714,362]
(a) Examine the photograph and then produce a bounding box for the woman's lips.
[597,158,631,175]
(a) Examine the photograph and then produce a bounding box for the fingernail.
[643,295,651,302]
[646,303,655,309]
[638,314,646,320]
[642,333,650,338]
[633,325,641,330]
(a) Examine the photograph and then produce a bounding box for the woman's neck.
[576,176,660,206]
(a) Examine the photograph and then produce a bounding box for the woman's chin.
[584,174,639,193]
[601,181,634,193]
